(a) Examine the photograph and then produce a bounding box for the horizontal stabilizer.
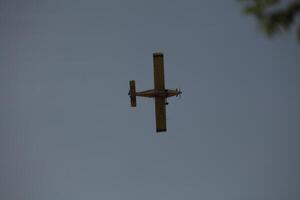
[129,80,136,107]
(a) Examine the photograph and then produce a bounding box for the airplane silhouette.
[128,52,182,132]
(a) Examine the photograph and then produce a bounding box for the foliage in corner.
[239,0,300,41]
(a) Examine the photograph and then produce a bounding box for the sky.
[1,0,300,199]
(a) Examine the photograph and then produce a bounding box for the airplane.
[128,52,182,132]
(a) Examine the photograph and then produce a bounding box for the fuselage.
[131,89,181,98]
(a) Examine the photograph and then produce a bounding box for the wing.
[155,97,167,132]
[153,53,165,90]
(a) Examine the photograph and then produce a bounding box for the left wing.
[155,97,166,132]
[153,53,165,91]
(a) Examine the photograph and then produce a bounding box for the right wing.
[155,97,167,132]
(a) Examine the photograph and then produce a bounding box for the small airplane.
[128,52,182,132]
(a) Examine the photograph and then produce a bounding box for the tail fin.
[129,80,136,107]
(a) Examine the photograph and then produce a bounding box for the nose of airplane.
[176,88,182,97]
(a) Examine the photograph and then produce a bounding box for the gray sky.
[1,0,300,199]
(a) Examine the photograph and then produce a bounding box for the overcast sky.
[1,0,300,200]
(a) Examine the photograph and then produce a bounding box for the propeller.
[175,88,182,99]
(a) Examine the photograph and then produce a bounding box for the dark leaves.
[239,0,300,41]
